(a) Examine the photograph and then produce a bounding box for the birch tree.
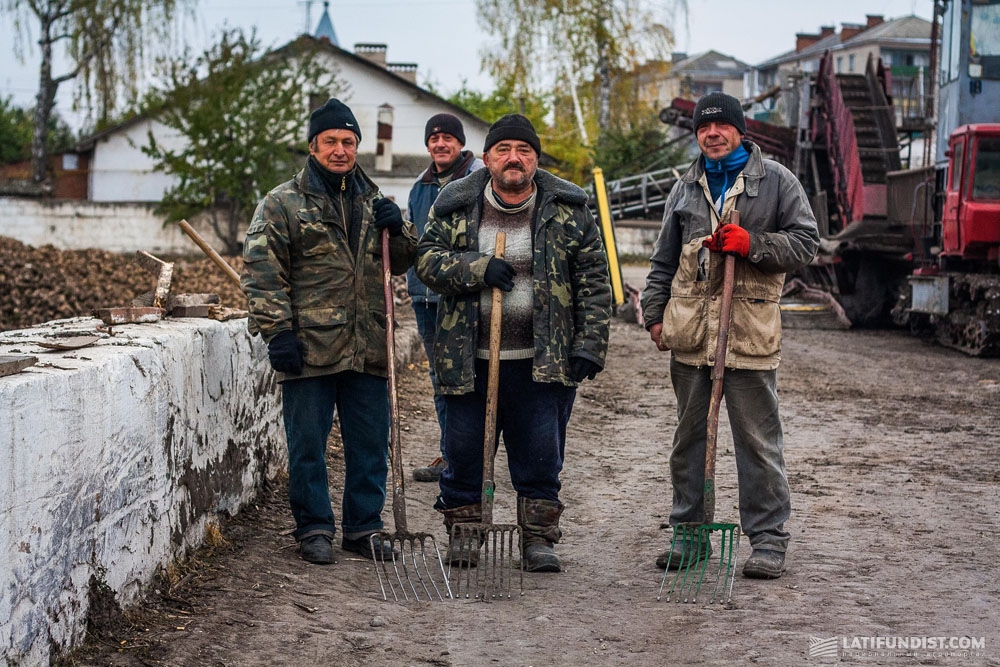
[476,0,676,138]
[3,0,189,183]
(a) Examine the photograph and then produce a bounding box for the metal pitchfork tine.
[658,210,743,604]
[371,226,452,602]
[449,231,524,600]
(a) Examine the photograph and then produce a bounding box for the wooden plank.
[0,355,38,378]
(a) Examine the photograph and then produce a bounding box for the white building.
[73,7,490,213]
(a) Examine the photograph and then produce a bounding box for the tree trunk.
[32,10,59,185]
[596,5,612,133]
[226,200,242,256]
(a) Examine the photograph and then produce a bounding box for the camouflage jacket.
[641,141,819,370]
[415,167,612,394]
[241,161,417,381]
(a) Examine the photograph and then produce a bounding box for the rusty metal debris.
[168,293,221,318]
[208,305,249,322]
[37,335,102,350]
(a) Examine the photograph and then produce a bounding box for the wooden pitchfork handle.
[382,228,408,534]
[481,232,507,525]
[178,219,242,288]
[704,210,739,524]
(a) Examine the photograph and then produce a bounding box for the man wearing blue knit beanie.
[641,92,820,580]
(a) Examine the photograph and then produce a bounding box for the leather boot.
[518,497,564,573]
[439,503,482,566]
[742,548,786,579]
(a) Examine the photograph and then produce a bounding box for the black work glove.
[267,330,304,374]
[372,198,404,236]
[569,356,602,383]
[483,257,516,292]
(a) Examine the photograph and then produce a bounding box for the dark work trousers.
[668,356,791,552]
[411,300,447,457]
[437,358,576,509]
[281,371,389,541]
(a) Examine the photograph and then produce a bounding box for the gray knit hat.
[693,92,746,135]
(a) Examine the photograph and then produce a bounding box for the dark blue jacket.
[406,150,484,303]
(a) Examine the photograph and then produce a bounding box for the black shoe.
[341,534,396,561]
[299,535,334,565]
[655,537,712,570]
[742,548,785,579]
[412,456,447,482]
[523,542,562,573]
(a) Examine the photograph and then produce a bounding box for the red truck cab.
[942,124,1000,263]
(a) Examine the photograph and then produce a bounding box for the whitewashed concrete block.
[0,316,285,665]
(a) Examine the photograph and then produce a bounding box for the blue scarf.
[704,143,749,214]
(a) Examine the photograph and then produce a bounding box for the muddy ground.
[67,266,1000,667]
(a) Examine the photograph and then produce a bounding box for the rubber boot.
[439,503,482,566]
[518,497,564,573]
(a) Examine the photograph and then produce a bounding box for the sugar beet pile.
[0,236,247,332]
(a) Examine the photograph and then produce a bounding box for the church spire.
[314,1,339,46]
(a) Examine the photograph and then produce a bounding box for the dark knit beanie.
[308,98,361,142]
[693,92,746,135]
[483,114,541,156]
[424,113,466,145]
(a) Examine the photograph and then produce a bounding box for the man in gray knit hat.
[642,92,819,580]
[407,113,484,483]
[415,114,611,573]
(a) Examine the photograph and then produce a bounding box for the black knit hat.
[424,113,466,145]
[308,98,361,142]
[483,114,541,156]
[693,92,746,135]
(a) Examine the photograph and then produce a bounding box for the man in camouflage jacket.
[241,98,417,566]
[415,114,611,573]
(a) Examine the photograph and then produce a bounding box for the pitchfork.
[371,227,452,602]
[658,210,743,604]
[449,231,523,600]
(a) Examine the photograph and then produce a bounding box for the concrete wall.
[612,220,661,258]
[0,197,234,255]
[0,316,285,665]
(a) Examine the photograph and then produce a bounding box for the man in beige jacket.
[641,92,819,580]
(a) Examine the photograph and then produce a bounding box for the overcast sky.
[2,0,932,130]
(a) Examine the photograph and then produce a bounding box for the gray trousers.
[668,357,791,552]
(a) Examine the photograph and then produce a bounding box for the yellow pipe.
[592,167,624,305]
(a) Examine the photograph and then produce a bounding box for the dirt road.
[70,269,1000,667]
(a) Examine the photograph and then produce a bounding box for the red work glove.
[702,224,750,257]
